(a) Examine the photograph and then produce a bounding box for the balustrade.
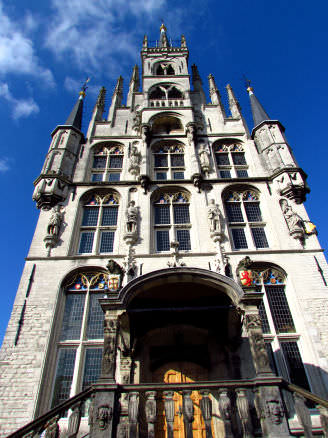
[8,378,328,438]
[149,99,184,108]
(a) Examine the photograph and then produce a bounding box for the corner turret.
[32,84,87,209]
[247,82,309,203]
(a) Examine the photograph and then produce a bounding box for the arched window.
[91,144,124,182]
[154,191,191,252]
[168,86,183,99]
[78,192,119,254]
[151,115,183,134]
[224,189,268,250]
[214,142,248,178]
[149,87,166,100]
[253,267,310,390]
[155,63,175,75]
[149,85,184,106]
[51,271,107,408]
[153,143,185,180]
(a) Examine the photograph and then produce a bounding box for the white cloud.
[0,82,39,119]
[45,0,167,75]
[0,2,54,86]
[0,158,10,172]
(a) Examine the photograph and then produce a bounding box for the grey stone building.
[1,24,328,437]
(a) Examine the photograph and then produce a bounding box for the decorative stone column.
[240,287,291,437]
[89,309,123,438]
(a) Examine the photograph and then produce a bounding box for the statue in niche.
[280,199,304,239]
[128,144,141,176]
[126,201,138,233]
[47,205,64,237]
[198,144,210,175]
[207,199,222,233]
[186,124,196,147]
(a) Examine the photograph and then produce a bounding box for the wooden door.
[153,362,211,438]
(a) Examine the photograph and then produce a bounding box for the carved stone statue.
[128,144,141,176]
[280,199,304,241]
[47,205,64,237]
[198,144,210,175]
[207,199,222,233]
[126,201,138,234]
[186,123,196,147]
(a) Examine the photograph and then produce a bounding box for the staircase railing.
[6,377,328,438]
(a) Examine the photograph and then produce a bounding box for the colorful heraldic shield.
[108,274,120,291]
[239,269,253,287]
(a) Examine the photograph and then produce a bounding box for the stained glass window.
[177,229,191,250]
[91,145,124,181]
[153,144,185,180]
[52,349,76,407]
[214,142,248,178]
[79,193,119,254]
[79,232,94,254]
[225,189,268,250]
[156,230,170,251]
[52,271,109,408]
[231,228,248,249]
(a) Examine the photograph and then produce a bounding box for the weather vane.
[81,77,91,93]
[243,75,251,89]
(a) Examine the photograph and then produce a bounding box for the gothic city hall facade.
[1,25,328,438]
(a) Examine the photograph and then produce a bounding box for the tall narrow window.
[51,272,107,408]
[78,192,119,254]
[253,268,310,390]
[91,144,124,182]
[153,144,185,180]
[214,142,248,178]
[224,189,268,250]
[154,191,191,252]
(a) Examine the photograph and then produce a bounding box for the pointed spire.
[226,84,242,119]
[246,82,270,127]
[181,35,187,48]
[159,22,168,48]
[112,76,123,106]
[208,74,226,117]
[143,35,148,49]
[65,78,89,131]
[129,65,139,90]
[127,66,139,108]
[96,86,106,111]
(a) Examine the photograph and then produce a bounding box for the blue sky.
[0,0,327,344]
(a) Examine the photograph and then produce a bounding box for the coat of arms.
[108,274,120,291]
[239,269,253,287]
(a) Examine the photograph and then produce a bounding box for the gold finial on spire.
[160,22,167,32]
[244,76,253,93]
[79,77,90,99]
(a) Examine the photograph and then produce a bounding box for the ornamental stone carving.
[280,199,305,242]
[102,312,119,378]
[207,199,223,237]
[96,405,112,430]
[198,143,211,176]
[44,205,64,256]
[128,144,141,176]
[265,399,283,425]
[124,201,138,245]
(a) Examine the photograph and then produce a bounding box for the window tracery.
[214,142,248,178]
[153,191,191,252]
[78,192,119,254]
[224,189,268,250]
[153,143,185,180]
[91,144,124,182]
